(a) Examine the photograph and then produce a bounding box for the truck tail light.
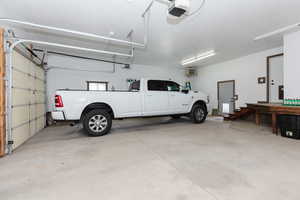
[55,95,64,108]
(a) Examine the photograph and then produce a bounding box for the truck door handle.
[147,94,153,97]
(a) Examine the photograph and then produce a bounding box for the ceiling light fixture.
[254,23,300,41]
[181,50,216,66]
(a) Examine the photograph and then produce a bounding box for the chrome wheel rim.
[195,108,205,121]
[88,115,108,133]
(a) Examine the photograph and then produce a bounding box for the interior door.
[218,80,235,114]
[269,55,284,103]
[166,81,191,113]
[143,80,169,116]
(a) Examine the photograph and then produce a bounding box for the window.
[166,81,180,92]
[148,80,167,91]
[129,81,140,91]
[147,80,181,91]
[87,81,108,91]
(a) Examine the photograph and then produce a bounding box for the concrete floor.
[1,117,300,200]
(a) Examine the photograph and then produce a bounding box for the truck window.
[166,81,180,92]
[148,80,167,91]
[129,81,140,91]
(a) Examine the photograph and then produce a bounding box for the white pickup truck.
[52,78,209,136]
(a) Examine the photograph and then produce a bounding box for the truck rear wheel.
[83,109,112,136]
[191,104,207,123]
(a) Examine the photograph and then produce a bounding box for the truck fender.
[80,103,115,121]
[189,100,207,114]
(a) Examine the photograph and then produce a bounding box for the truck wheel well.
[193,100,207,113]
[80,103,114,121]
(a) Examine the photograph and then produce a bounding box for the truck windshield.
[129,81,140,91]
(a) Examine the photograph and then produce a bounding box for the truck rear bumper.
[52,111,65,120]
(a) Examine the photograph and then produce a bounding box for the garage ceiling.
[1,0,300,67]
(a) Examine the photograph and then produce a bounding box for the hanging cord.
[184,0,206,17]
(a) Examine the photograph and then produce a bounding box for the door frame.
[217,80,236,113]
[266,53,284,103]
[0,28,5,157]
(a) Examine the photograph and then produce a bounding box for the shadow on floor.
[26,117,193,145]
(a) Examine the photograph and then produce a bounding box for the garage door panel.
[27,76,35,90]
[35,79,45,91]
[12,124,30,150]
[11,51,46,150]
[30,116,45,137]
[12,51,30,72]
[35,67,45,80]
[12,106,30,128]
[29,104,45,120]
[12,70,30,89]
[35,92,45,102]
[29,62,36,76]
[29,91,36,104]
[36,104,46,116]
[29,120,36,137]
[36,117,45,131]
[29,104,36,119]
[37,109,46,124]
[12,88,30,105]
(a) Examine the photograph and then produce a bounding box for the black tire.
[190,104,207,123]
[83,109,112,136]
[171,115,181,119]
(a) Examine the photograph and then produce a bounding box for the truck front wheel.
[190,104,207,123]
[83,109,112,136]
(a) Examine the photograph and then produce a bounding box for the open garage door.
[1,17,137,154]
[11,50,46,150]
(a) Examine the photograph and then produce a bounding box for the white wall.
[190,47,283,112]
[284,30,300,99]
[46,54,186,111]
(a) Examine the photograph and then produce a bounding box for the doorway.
[218,80,235,114]
[267,54,284,103]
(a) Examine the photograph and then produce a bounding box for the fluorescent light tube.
[254,23,300,41]
[182,50,216,66]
